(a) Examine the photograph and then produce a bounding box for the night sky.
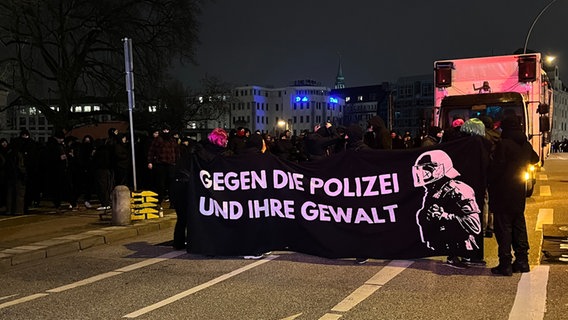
[173,0,567,89]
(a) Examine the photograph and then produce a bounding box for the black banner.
[187,136,486,260]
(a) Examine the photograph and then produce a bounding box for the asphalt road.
[1,154,568,320]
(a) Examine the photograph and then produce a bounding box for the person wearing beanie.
[344,124,369,151]
[488,115,539,276]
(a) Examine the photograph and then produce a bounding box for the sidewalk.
[0,204,177,271]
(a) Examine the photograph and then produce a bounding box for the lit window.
[74,106,82,112]
[149,105,157,112]
[357,96,363,101]
[346,97,351,102]
[84,106,92,112]
[93,105,100,111]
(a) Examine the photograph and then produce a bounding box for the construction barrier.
[131,190,162,220]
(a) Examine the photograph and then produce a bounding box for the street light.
[277,120,287,136]
[523,0,558,54]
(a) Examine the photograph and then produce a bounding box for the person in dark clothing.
[44,130,74,211]
[364,116,392,150]
[240,132,265,155]
[65,136,81,211]
[391,130,405,149]
[171,128,231,250]
[303,122,340,161]
[170,137,197,251]
[228,127,247,155]
[0,138,8,211]
[114,133,131,187]
[147,124,179,211]
[92,129,118,211]
[11,129,40,212]
[488,116,539,276]
[5,140,26,215]
[79,135,96,208]
[344,124,370,151]
[343,123,371,264]
[421,126,444,147]
[478,115,501,238]
[271,131,295,161]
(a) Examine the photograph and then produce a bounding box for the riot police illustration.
[413,150,481,251]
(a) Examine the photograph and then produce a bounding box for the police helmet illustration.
[412,150,460,187]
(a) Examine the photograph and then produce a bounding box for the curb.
[0,214,177,271]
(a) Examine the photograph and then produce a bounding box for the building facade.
[393,75,434,137]
[232,79,344,136]
[549,66,568,142]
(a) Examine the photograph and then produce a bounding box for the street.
[1,154,568,320]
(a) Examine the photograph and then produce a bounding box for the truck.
[432,53,553,196]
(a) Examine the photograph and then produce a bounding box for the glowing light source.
[329,97,338,104]
[295,96,309,102]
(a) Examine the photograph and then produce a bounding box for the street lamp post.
[523,0,558,54]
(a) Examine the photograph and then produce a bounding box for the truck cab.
[433,53,553,196]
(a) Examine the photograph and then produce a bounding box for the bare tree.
[136,76,234,133]
[0,0,204,130]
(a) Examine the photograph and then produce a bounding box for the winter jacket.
[488,129,539,213]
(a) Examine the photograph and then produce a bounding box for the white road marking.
[123,255,279,318]
[0,214,37,221]
[280,313,303,320]
[46,271,122,293]
[0,294,18,301]
[535,208,554,231]
[539,185,551,197]
[0,251,186,309]
[0,293,49,309]
[317,260,413,319]
[538,174,548,181]
[509,266,549,320]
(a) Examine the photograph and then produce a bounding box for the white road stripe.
[0,293,49,310]
[538,174,548,181]
[46,271,122,293]
[319,260,412,318]
[540,185,551,197]
[1,251,186,308]
[535,208,554,231]
[115,251,185,272]
[123,255,279,318]
[0,294,18,301]
[280,313,303,320]
[509,266,549,320]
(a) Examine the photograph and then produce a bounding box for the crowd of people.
[0,127,136,215]
[0,114,539,276]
